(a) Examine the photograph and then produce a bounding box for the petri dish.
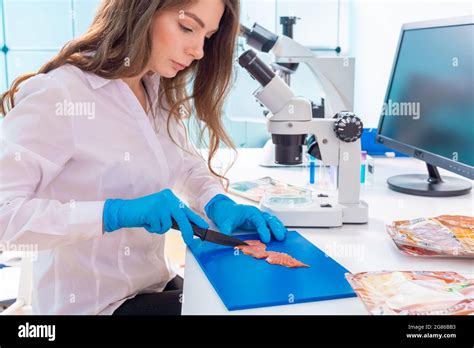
[263,187,313,208]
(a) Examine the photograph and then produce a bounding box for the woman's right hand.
[103,188,208,245]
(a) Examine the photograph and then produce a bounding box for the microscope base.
[260,200,368,227]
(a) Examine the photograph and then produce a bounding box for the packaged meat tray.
[386,215,474,257]
[346,271,474,315]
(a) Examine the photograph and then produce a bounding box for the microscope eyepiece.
[239,23,278,53]
[237,49,256,68]
[238,50,275,87]
[237,50,307,166]
[240,24,252,37]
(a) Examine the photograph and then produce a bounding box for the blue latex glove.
[205,194,287,243]
[103,189,209,245]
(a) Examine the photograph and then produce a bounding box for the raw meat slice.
[242,240,267,248]
[235,240,310,268]
[265,251,309,268]
[236,240,268,259]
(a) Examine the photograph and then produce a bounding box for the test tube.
[309,155,316,185]
[360,151,367,184]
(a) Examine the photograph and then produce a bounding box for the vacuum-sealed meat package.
[386,215,474,257]
[346,271,474,315]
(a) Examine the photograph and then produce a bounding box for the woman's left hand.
[205,194,287,243]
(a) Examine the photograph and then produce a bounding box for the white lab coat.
[0,64,226,314]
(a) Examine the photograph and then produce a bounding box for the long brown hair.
[0,0,239,188]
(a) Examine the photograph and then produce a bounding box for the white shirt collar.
[142,72,161,96]
[84,70,161,94]
[84,72,111,89]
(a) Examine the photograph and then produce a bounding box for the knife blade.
[171,219,248,247]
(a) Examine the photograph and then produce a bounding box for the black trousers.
[112,275,183,315]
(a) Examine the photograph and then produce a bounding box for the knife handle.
[171,218,207,241]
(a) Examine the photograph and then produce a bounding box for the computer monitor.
[376,16,474,197]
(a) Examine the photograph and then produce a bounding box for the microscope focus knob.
[333,112,363,142]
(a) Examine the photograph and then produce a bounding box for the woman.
[0,0,287,315]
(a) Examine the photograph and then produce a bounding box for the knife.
[171,219,248,247]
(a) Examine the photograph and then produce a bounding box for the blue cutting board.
[188,230,356,311]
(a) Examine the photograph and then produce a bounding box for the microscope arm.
[252,58,351,123]
[272,36,355,117]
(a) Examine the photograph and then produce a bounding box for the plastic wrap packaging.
[346,271,474,315]
[386,215,474,258]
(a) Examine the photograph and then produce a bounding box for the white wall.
[348,0,472,127]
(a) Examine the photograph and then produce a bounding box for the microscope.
[237,49,368,227]
[240,19,355,167]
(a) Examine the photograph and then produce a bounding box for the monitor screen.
[377,21,474,178]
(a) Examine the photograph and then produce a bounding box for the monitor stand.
[387,163,472,197]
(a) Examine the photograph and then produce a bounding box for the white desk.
[182,149,474,315]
